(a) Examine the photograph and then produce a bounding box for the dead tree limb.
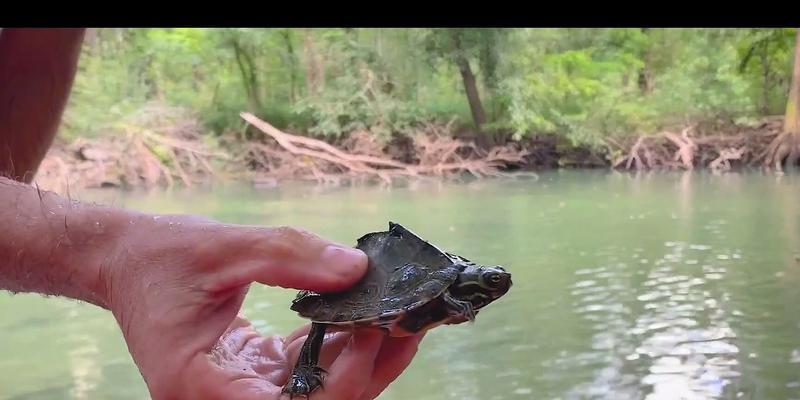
[240,112,531,184]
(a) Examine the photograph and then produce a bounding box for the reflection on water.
[1,171,800,400]
[568,240,743,400]
[68,335,101,400]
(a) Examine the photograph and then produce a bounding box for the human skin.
[0,28,423,400]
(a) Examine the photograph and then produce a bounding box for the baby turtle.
[282,222,512,397]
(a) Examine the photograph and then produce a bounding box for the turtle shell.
[290,222,460,328]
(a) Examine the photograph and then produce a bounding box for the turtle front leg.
[443,291,476,322]
[282,322,328,398]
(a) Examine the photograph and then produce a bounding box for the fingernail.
[321,245,367,271]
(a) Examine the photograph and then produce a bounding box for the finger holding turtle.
[96,214,414,400]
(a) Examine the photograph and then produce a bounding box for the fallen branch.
[240,112,532,184]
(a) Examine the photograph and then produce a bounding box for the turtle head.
[449,264,512,310]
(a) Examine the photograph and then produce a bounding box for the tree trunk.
[451,33,487,132]
[316,45,326,94]
[231,38,263,112]
[456,56,487,131]
[761,43,772,115]
[84,28,98,54]
[302,29,325,98]
[280,29,300,104]
[766,28,800,170]
[784,28,800,136]
[638,28,654,94]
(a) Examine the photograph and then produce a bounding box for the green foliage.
[736,28,797,114]
[646,30,754,120]
[293,68,423,139]
[63,30,149,139]
[504,45,640,145]
[62,28,797,148]
[290,29,426,139]
[502,29,765,146]
[422,28,507,86]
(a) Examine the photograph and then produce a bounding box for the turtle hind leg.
[282,322,328,398]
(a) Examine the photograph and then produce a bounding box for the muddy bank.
[33,109,787,193]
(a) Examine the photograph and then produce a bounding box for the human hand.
[103,215,422,399]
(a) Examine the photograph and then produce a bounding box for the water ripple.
[564,241,742,399]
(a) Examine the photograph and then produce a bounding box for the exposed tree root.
[35,109,792,193]
[611,118,783,173]
[762,132,800,172]
[709,147,746,173]
[239,112,534,185]
[35,104,229,193]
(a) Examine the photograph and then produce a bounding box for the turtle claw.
[282,366,328,398]
[466,307,477,323]
[443,291,476,322]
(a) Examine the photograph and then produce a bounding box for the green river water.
[1,171,799,399]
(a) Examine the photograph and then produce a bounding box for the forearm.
[0,177,128,307]
[0,28,85,182]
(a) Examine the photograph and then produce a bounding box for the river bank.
[33,108,788,194]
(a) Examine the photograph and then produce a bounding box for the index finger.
[205,225,368,293]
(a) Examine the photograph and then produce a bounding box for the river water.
[1,171,799,399]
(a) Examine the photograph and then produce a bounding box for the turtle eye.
[485,273,502,287]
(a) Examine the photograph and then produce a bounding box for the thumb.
[208,225,368,293]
